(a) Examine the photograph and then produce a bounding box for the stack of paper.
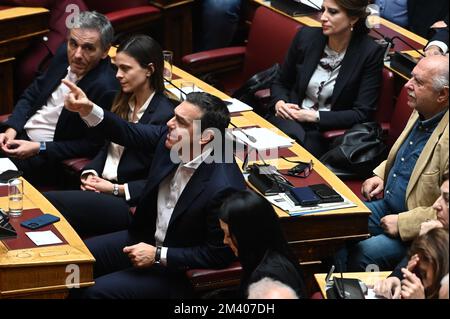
[265,192,357,216]
[224,98,253,113]
[231,127,294,150]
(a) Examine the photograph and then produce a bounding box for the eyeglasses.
[281,157,314,178]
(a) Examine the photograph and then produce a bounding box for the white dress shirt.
[82,106,214,266]
[155,146,213,265]
[24,67,80,142]
[82,92,154,201]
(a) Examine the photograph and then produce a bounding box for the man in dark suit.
[63,86,246,298]
[0,11,119,185]
[425,27,449,56]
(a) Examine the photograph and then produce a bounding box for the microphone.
[371,28,425,58]
[229,122,257,143]
[370,28,424,77]
[164,77,187,101]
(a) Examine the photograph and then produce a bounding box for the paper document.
[266,192,357,216]
[231,127,294,150]
[299,0,322,9]
[26,230,63,246]
[224,98,253,113]
[0,158,18,174]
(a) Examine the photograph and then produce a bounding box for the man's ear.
[102,45,112,59]
[200,129,215,145]
[437,86,449,104]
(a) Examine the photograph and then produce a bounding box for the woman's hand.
[275,101,317,122]
[81,175,114,194]
[373,277,401,299]
[401,268,426,299]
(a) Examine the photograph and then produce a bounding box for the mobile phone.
[21,214,60,230]
[309,184,344,203]
[289,186,320,206]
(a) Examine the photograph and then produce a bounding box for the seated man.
[373,175,449,298]
[0,11,119,186]
[425,27,449,56]
[345,55,449,271]
[63,88,246,298]
[194,0,242,51]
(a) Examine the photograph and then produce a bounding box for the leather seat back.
[243,6,302,81]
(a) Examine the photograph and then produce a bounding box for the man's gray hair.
[431,57,449,92]
[247,277,298,299]
[70,11,114,51]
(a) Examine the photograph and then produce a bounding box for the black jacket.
[92,110,247,270]
[84,92,175,205]
[3,43,119,160]
[271,27,384,131]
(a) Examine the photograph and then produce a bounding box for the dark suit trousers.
[267,114,329,157]
[44,190,133,237]
[69,230,193,299]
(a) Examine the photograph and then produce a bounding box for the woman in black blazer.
[269,0,384,157]
[45,35,175,237]
[218,190,306,299]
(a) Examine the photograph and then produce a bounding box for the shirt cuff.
[124,183,131,201]
[426,40,448,54]
[81,169,98,178]
[160,247,168,266]
[82,103,104,127]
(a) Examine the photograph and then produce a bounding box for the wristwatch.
[154,246,162,264]
[112,184,119,196]
[39,141,46,154]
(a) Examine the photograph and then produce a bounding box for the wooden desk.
[172,66,371,266]
[315,271,390,298]
[249,0,427,51]
[0,179,94,299]
[0,7,50,114]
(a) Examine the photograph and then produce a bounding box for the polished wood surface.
[0,7,49,114]
[315,271,391,298]
[0,179,95,299]
[251,0,427,48]
[172,66,371,265]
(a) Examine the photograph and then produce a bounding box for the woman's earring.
[350,24,354,32]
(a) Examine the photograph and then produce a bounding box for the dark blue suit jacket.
[93,110,247,270]
[271,27,384,130]
[3,43,119,160]
[84,92,175,205]
[408,0,449,38]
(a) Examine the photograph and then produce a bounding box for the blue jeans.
[200,0,241,50]
[334,200,408,271]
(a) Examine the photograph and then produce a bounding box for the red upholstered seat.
[322,68,395,140]
[182,6,301,95]
[186,261,242,292]
[343,86,413,200]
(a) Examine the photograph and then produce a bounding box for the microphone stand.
[164,77,187,101]
[371,28,425,61]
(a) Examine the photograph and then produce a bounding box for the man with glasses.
[343,55,449,272]
[0,11,119,186]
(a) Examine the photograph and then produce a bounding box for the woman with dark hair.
[400,228,449,299]
[218,190,306,298]
[45,35,175,237]
[268,0,384,157]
